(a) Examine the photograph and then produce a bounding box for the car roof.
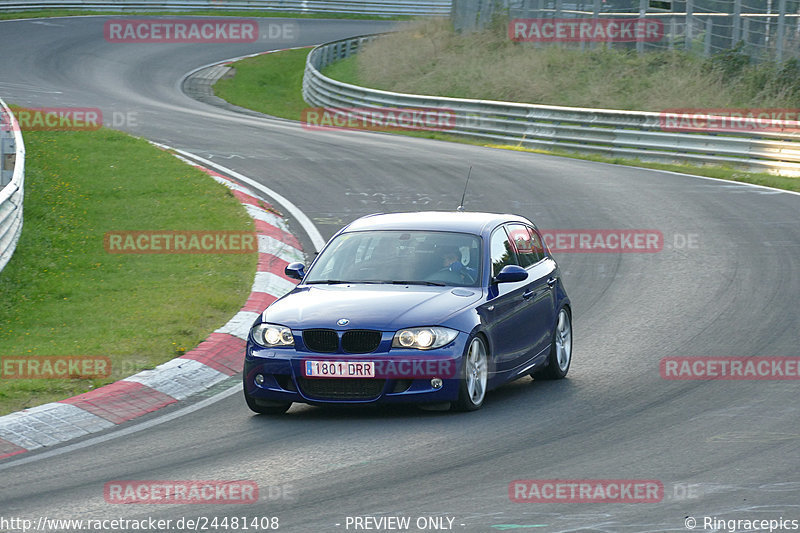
[342,211,534,236]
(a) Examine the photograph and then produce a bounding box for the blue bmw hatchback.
[243,211,572,414]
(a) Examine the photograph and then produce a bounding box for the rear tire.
[533,307,572,380]
[454,335,489,411]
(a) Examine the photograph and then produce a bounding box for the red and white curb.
[0,157,304,460]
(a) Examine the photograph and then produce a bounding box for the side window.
[490,227,519,277]
[507,224,542,268]
[528,227,547,260]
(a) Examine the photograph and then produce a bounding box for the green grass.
[213,47,313,120]
[348,18,800,111]
[0,127,257,415]
[0,9,409,21]
[322,55,359,90]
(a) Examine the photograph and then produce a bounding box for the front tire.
[454,335,489,411]
[533,307,572,380]
[243,374,292,415]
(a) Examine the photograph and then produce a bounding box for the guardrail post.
[637,0,647,54]
[669,18,677,50]
[533,0,544,49]
[590,0,600,50]
[742,16,750,51]
[1,107,13,188]
[685,0,693,52]
[776,0,787,62]
[732,0,742,46]
[1,126,5,187]
[1,137,14,187]
[451,0,479,32]
[704,17,712,57]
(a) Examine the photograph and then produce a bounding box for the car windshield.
[305,230,482,287]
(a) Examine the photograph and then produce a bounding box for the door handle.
[522,290,534,300]
[546,277,557,287]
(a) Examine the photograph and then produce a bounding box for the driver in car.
[436,246,477,283]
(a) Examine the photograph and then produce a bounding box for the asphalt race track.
[1,15,799,533]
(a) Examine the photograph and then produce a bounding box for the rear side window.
[490,227,519,277]
[507,224,543,268]
[528,227,547,259]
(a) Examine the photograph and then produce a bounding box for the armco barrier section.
[0,99,25,274]
[0,0,450,15]
[302,34,800,177]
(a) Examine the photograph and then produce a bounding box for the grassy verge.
[0,9,408,21]
[322,55,360,91]
[213,47,312,120]
[349,18,800,111]
[0,125,257,415]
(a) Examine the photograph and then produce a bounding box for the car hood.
[262,285,482,331]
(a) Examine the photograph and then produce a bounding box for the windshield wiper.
[306,280,381,285]
[307,280,446,286]
[390,280,446,286]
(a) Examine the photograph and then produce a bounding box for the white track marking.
[0,384,242,471]
[152,146,326,252]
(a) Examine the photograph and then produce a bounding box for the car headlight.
[391,327,458,350]
[251,323,294,347]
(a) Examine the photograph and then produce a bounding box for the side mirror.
[284,262,306,281]
[493,264,528,284]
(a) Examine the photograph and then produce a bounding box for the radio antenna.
[457,166,472,212]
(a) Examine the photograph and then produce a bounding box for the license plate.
[304,360,375,378]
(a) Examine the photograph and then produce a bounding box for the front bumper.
[243,333,468,405]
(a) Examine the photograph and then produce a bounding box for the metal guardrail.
[0,0,451,15]
[303,34,800,176]
[0,98,25,274]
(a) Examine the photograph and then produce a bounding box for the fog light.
[431,377,443,389]
[255,374,265,385]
